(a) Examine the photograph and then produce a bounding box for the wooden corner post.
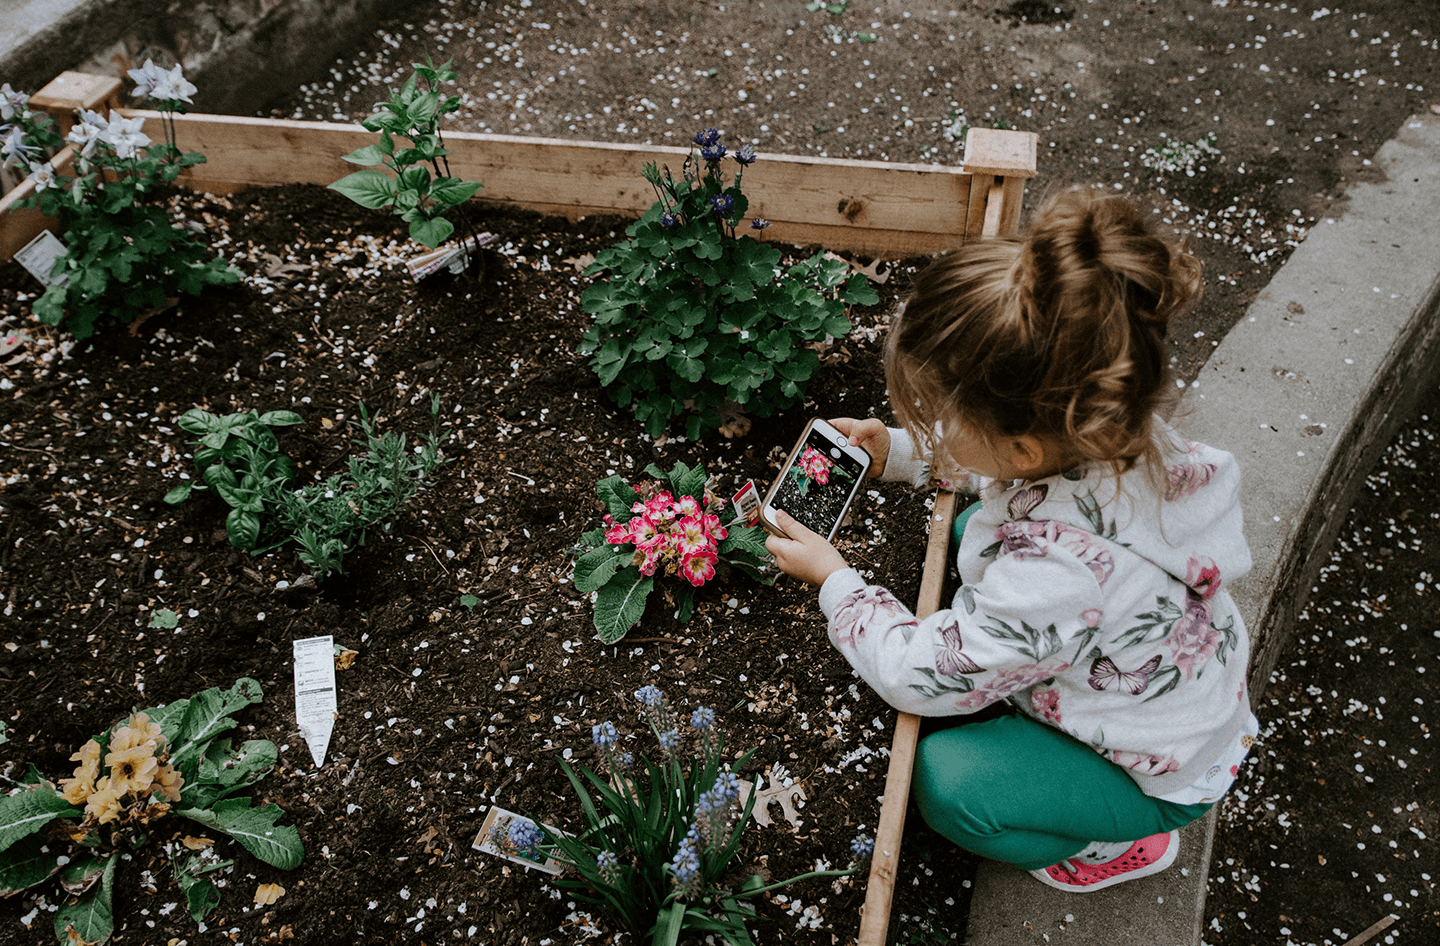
[855,127,1036,946]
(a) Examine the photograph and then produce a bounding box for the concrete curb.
[965,110,1440,945]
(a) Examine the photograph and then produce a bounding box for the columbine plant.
[329,56,483,250]
[579,129,879,440]
[0,679,302,946]
[5,65,239,339]
[532,685,870,945]
[165,397,450,580]
[572,460,770,643]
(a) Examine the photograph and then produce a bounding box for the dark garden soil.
[3,1,1440,945]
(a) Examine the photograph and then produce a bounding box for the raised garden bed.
[0,84,1033,941]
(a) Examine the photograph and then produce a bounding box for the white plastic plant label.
[292,635,337,768]
[473,806,566,875]
[14,230,69,288]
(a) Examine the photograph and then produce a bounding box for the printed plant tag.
[292,635,337,768]
[473,806,566,875]
[731,479,760,526]
[14,231,69,288]
[405,232,496,282]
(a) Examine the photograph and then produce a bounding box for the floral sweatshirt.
[817,427,1257,800]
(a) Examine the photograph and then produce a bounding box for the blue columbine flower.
[693,128,721,147]
[700,142,727,162]
[508,818,545,859]
[734,145,757,166]
[592,721,618,747]
[690,707,715,730]
[660,210,680,228]
[634,684,665,707]
[709,194,734,215]
[750,218,771,230]
[851,834,875,859]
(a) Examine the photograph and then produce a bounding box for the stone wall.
[0,0,429,115]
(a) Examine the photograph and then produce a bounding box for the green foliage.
[578,130,878,439]
[6,84,239,340]
[573,461,772,643]
[165,398,450,580]
[0,678,299,945]
[533,687,864,945]
[329,56,482,248]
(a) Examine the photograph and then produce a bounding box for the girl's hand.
[765,510,850,587]
[829,417,890,479]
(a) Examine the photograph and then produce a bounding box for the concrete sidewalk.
[964,111,1440,945]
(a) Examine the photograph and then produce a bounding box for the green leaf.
[653,900,686,946]
[593,568,652,644]
[595,476,638,519]
[257,411,304,427]
[328,170,399,210]
[148,609,179,629]
[0,834,62,897]
[0,787,80,855]
[573,545,629,594]
[340,143,392,167]
[409,216,454,249]
[718,524,769,559]
[428,178,483,207]
[173,850,229,924]
[58,853,109,896]
[53,856,115,946]
[225,507,262,551]
[178,798,303,870]
[163,482,194,505]
[187,739,279,808]
[169,678,265,774]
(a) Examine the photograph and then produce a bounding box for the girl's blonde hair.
[886,188,1202,481]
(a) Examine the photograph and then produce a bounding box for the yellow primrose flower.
[85,776,124,824]
[109,712,164,754]
[152,762,184,802]
[59,739,103,804]
[105,743,159,795]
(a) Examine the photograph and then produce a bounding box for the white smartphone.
[760,418,872,541]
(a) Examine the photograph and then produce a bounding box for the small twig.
[407,534,452,577]
[1342,915,1399,946]
[505,470,536,486]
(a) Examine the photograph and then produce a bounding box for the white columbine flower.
[101,110,150,160]
[0,83,28,121]
[28,162,56,190]
[0,126,33,169]
[66,112,108,158]
[127,59,167,99]
[150,64,196,105]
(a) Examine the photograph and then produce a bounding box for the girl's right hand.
[830,417,890,479]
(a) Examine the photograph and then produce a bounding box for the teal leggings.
[918,504,1209,871]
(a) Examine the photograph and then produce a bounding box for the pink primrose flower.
[680,549,718,587]
[602,515,630,546]
[674,516,714,557]
[1167,596,1220,679]
[645,491,678,523]
[1184,556,1222,599]
[676,494,702,518]
[701,513,727,543]
[628,517,659,548]
[799,447,832,485]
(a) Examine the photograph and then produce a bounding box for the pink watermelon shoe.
[1029,831,1179,893]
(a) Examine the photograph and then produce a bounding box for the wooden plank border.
[1,106,1035,262]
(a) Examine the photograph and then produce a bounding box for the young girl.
[766,188,1257,892]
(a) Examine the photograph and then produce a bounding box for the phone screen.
[769,426,867,538]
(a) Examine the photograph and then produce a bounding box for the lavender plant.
[578,129,879,440]
[532,685,871,945]
[3,66,239,340]
[328,56,483,250]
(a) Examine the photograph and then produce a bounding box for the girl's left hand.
[765,510,849,588]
